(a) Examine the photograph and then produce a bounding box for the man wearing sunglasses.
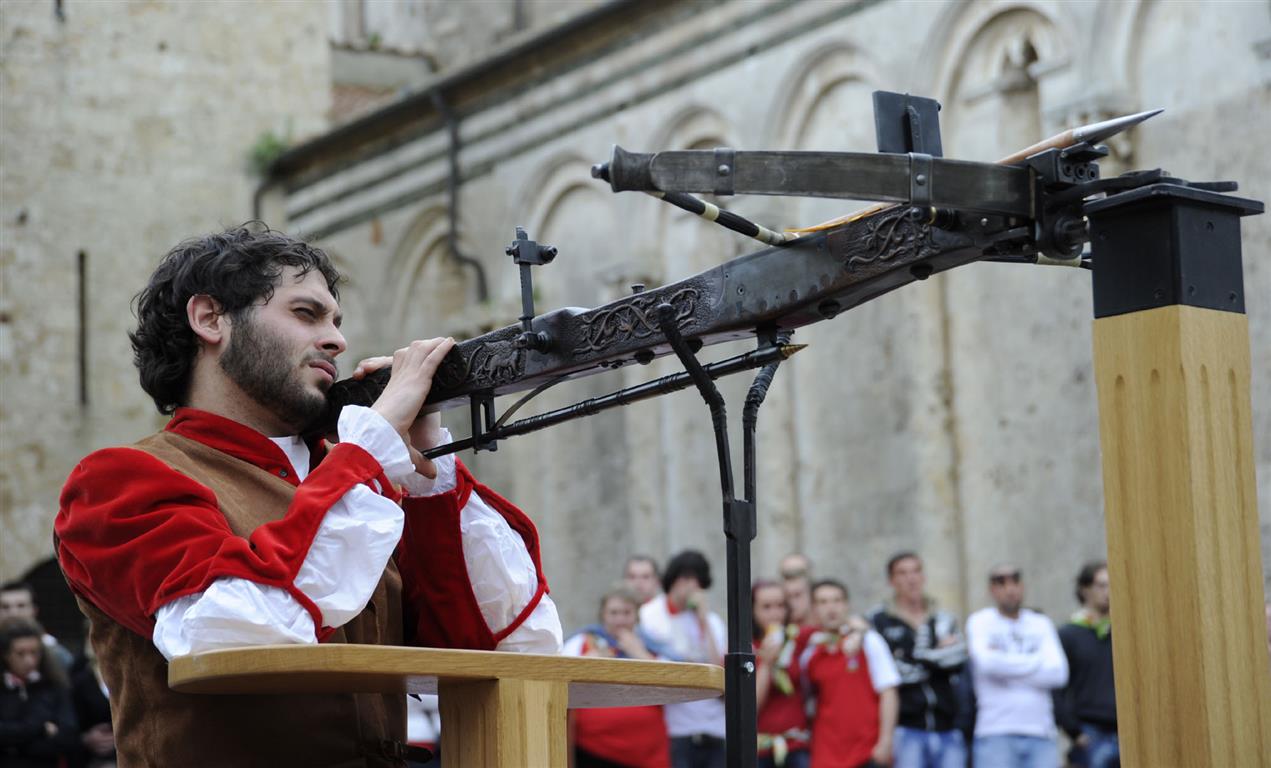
[966,566,1068,767]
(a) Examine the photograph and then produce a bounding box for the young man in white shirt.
[966,565,1068,768]
[639,549,727,768]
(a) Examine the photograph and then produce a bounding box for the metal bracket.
[506,227,556,352]
[714,147,736,196]
[909,152,934,222]
[469,392,498,453]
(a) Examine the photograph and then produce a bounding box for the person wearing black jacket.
[69,640,115,768]
[868,552,967,768]
[0,618,79,768]
[1056,561,1119,768]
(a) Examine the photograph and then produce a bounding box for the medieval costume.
[56,405,560,766]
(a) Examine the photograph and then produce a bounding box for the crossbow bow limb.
[317,91,1248,458]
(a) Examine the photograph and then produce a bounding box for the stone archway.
[929,3,1108,614]
[384,206,473,344]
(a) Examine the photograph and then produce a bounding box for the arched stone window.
[768,44,881,229]
[386,206,473,345]
[934,6,1069,159]
[512,155,618,311]
[648,107,741,280]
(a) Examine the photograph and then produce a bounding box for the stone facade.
[269,0,1271,632]
[0,0,330,578]
[3,0,1269,637]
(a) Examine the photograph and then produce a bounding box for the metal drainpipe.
[431,90,490,302]
[251,179,272,224]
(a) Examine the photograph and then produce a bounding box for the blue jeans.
[973,734,1058,768]
[893,726,966,768]
[1076,724,1119,768]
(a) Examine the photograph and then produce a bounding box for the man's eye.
[295,307,316,319]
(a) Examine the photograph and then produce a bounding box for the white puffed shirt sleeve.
[864,630,902,692]
[403,428,563,654]
[152,405,415,660]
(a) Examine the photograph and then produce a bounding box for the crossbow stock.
[318,91,1238,457]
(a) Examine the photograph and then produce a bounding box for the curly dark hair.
[129,224,343,414]
[661,549,712,594]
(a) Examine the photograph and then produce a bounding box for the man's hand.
[613,627,653,660]
[841,628,864,656]
[687,590,710,623]
[82,723,115,756]
[870,738,893,766]
[355,338,456,477]
[757,626,783,665]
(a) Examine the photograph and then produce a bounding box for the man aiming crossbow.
[54,225,562,766]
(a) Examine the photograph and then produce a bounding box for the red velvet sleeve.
[56,443,391,639]
[394,459,548,650]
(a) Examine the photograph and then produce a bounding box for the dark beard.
[219,310,332,434]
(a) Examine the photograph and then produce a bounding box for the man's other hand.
[870,738,893,766]
[358,337,456,474]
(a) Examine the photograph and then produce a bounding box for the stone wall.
[3,0,1269,641]
[277,0,1271,633]
[0,0,330,579]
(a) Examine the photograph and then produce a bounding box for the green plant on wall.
[248,130,291,177]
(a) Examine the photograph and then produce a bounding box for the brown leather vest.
[77,430,406,767]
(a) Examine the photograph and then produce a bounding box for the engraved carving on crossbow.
[572,287,701,354]
[843,208,938,267]
[434,340,525,389]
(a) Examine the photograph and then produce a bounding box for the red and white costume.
[57,405,561,659]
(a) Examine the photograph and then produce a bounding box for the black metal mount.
[1087,182,1263,318]
[506,226,556,352]
[872,91,943,157]
[653,303,793,768]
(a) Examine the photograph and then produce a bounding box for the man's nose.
[320,324,347,357]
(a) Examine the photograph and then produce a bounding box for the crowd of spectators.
[9,545,1268,767]
[0,581,116,768]
[562,551,1126,768]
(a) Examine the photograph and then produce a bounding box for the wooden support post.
[438,677,567,766]
[1088,185,1270,766]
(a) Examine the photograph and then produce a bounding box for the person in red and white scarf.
[753,580,815,768]
[800,580,900,768]
[564,586,670,768]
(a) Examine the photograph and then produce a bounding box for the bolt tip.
[779,343,808,358]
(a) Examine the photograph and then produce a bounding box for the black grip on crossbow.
[310,368,390,436]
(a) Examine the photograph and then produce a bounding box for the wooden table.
[170,644,724,766]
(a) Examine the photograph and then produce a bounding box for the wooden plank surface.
[169,644,724,708]
[1092,304,1271,767]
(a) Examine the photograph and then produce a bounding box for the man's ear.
[187,294,227,347]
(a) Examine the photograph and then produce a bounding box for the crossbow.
[318,91,1234,455]
[316,91,1260,768]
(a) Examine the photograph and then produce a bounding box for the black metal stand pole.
[656,304,791,768]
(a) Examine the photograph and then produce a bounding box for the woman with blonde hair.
[564,586,670,768]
